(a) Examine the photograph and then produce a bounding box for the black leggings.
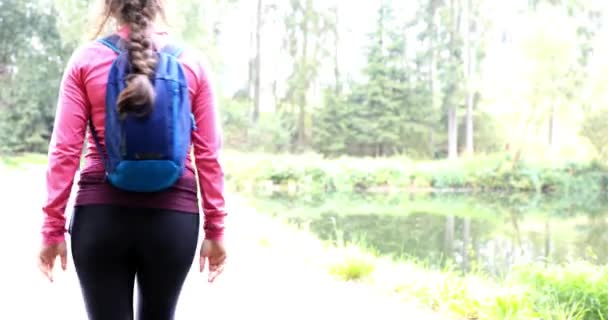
[69,205,200,320]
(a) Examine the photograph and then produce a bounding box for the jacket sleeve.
[190,59,227,241]
[41,49,89,245]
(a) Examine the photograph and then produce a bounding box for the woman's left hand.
[38,241,68,282]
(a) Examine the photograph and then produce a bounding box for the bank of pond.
[245,191,608,320]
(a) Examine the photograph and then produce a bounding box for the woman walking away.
[37,0,228,319]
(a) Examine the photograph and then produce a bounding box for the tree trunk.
[447,0,459,160]
[464,0,474,156]
[428,1,438,158]
[296,0,312,150]
[247,16,255,102]
[252,0,263,123]
[333,5,341,95]
[448,104,458,160]
[429,131,436,158]
[272,79,279,111]
[298,101,306,150]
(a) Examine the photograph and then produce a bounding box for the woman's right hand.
[38,241,68,282]
[199,239,226,283]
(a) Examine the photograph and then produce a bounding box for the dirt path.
[0,165,447,320]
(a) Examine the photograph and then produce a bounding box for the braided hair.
[94,0,166,117]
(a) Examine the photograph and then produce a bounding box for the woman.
[37,0,227,319]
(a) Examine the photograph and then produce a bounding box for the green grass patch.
[332,241,608,319]
[327,244,377,281]
[0,153,47,168]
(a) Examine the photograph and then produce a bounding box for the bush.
[224,152,608,197]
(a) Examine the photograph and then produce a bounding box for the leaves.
[0,0,67,153]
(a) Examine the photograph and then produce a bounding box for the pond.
[248,191,608,277]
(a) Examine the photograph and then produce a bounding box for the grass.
[324,242,608,319]
[327,244,376,281]
[0,153,47,169]
[249,200,608,320]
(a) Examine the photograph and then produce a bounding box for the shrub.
[223,152,608,198]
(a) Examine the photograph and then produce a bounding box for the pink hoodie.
[41,26,227,245]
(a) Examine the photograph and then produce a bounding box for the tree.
[0,0,68,153]
[52,0,91,46]
[520,6,579,152]
[330,4,341,95]
[282,0,331,151]
[463,0,474,155]
[580,110,608,162]
[252,0,263,123]
[442,0,464,160]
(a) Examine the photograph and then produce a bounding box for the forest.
[2,0,607,164]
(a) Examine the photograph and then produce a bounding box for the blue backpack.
[89,34,197,192]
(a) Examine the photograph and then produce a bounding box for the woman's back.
[60,25,215,175]
[43,25,226,245]
[39,2,227,319]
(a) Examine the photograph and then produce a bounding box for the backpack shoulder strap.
[89,34,124,170]
[88,118,108,169]
[160,44,185,58]
[97,34,125,54]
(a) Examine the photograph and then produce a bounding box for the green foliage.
[460,110,507,154]
[327,244,377,282]
[311,89,349,156]
[0,0,70,153]
[220,97,291,153]
[52,0,92,46]
[225,151,608,197]
[1,0,606,162]
[313,2,439,158]
[580,109,608,162]
[512,262,608,320]
[280,0,333,151]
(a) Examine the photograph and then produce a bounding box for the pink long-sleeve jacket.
[41,26,227,245]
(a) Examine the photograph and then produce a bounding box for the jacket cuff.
[203,215,225,241]
[42,232,66,246]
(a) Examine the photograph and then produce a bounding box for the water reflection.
[255,192,608,276]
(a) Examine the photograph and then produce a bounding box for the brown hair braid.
[93,0,166,118]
